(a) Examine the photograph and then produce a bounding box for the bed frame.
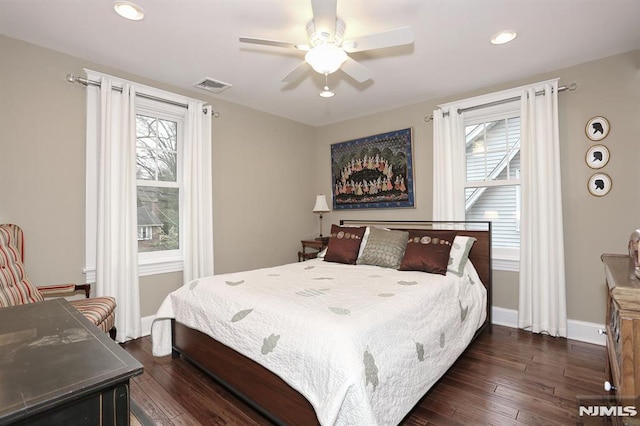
[171,220,492,425]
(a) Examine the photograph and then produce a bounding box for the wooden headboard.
[340,220,492,329]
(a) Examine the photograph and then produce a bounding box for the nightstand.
[298,238,329,261]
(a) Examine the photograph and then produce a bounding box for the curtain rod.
[66,74,219,118]
[424,82,577,122]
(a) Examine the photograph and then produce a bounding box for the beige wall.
[0,35,317,317]
[315,49,640,324]
[2,33,639,324]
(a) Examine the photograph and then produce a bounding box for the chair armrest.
[37,283,91,298]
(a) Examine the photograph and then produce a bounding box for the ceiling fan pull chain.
[320,73,335,98]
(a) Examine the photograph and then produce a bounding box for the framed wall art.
[588,172,612,197]
[585,116,610,141]
[585,144,610,169]
[331,128,415,209]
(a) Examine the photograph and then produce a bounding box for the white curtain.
[95,77,141,342]
[182,101,214,283]
[150,101,213,354]
[518,79,567,337]
[432,107,466,222]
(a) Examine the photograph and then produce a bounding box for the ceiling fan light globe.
[305,44,347,75]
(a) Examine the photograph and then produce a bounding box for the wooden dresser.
[0,298,142,425]
[602,254,640,408]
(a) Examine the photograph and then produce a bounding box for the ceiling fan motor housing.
[306,18,345,47]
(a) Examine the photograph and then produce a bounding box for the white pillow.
[316,247,327,259]
[356,226,371,260]
[447,235,476,276]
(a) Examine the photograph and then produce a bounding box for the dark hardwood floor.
[121,325,608,425]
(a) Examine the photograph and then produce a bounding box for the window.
[137,226,153,241]
[135,110,181,255]
[464,113,521,271]
[84,70,193,281]
[132,98,185,271]
[435,79,562,274]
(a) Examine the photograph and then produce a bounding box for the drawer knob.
[604,381,616,392]
[598,328,607,335]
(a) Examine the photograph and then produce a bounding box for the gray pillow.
[357,227,409,269]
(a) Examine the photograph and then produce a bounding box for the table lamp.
[312,195,331,238]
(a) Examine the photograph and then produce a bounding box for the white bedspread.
[152,259,486,425]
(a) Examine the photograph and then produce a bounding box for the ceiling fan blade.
[340,57,373,83]
[311,0,338,38]
[239,37,308,50]
[282,61,311,83]
[342,26,414,53]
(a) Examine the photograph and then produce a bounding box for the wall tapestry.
[331,128,415,209]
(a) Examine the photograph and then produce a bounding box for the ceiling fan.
[239,0,414,86]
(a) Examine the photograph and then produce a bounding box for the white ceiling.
[1,0,640,127]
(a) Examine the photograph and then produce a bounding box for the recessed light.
[491,30,517,45]
[114,1,145,21]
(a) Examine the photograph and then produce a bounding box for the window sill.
[492,247,519,272]
[493,257,519,272]
[83,257,183,282]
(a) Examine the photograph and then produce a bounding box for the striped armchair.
[0,224,116,339]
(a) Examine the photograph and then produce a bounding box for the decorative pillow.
[447,235,477,276]
[323,225,366,264]
[399,230,456,275]
[316,247,327,259]
[356,227,409,269]
[356,226,371,260]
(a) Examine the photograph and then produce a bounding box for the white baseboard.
[491,306,519,328]
[567,319,607,346]
[141,309,606,346]
[491,306,606,346]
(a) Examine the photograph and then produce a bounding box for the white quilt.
[152,259,486,425]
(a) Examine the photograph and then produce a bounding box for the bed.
[152,220,492,425]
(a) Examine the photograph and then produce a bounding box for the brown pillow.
[323,225,366,264]
[399,230,456,275]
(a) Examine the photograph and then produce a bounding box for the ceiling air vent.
[194,77,232,94]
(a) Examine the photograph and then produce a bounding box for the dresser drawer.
[608,294,622,370]
[606,302,622,397]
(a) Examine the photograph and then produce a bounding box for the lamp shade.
[313,195,331,213]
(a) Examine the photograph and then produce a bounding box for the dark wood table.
[0,298,143,425]
[297,238,329,261]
